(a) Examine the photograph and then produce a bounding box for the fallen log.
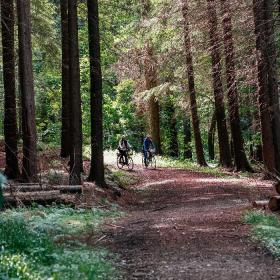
[4,190,60,206]
[252,200,269,209]
[3,185,83,194]
[268,196,280,212]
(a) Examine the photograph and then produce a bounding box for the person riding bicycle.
[143,135,155,167]
[118,136,131,165]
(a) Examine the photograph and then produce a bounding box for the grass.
[111,170,140,188]
[0,205,121,279]
[244,211,280,257]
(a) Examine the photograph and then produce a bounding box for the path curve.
[103,167,280,279]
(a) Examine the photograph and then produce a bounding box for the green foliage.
[244,211,280,257]
[112,170,140,188]
[0,206,120,279]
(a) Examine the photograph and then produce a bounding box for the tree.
[183,115,192,160]
[17,0,38,182]
[208,113,216,161]
[253,0,280,174]
[220,0,252,172]
[68,0,82,185]
[182,0,207,166]
[1,0,20,179]
[87,0,106,186]
[60,0,71,158]
[206,0,232,168]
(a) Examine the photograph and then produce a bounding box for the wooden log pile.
[2,184,83,206]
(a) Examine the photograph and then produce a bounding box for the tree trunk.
[206,0,232,169]
[220,0,252,172]
[165,99,179,158]
[208,113,216,161]
[181,0,207,166]
[143,42,161,154]
[17,0,38,182]
[1,0,20,179]
[60,0,71,158]
[68,0,82,185]
[87,0,105,187]
[268,196,280,212]
[183,115,192,160]
[264,0,280,173]
[253,0,279,174]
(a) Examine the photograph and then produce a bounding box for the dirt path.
[102,167,280,279]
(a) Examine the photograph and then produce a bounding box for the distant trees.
[1,0,20,179]
[17,0,38,181]
[87,0,106,186]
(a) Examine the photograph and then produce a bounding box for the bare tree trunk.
[60,0,71,158]
[264,0,280,172]
[253,0,279,174]
[143,42,161,154]
[220,0,252,172]
[182,0,207,166]
[208,113,216,161]
[1,0,20,179]
[165,98,179,158]
[87,0,105,187]
[206,0,232,169]
[17,0,37,182]
[68,0,82,185]
[183,115,192,160]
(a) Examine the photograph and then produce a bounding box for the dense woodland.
[0,0,280,184]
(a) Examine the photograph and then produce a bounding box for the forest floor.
[99,166,280,280]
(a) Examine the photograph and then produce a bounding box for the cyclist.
[142,135,155,167]
[118,136,131,165]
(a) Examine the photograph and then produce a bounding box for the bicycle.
[117,150,134,171]
[142,149,156,169]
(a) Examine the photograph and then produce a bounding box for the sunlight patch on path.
[137,179,176,190]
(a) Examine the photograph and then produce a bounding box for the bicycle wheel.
[127,157,134,171]
[117,155,124,169]
[151,156,156,169]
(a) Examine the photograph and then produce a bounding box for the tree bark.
[143,42,161,154]
[208,113,216,161]
[183,115,192,160]
[253,0,280,174]
[206,0,232,169]
[220,0,252,172]
[68,0,82,185]
[1,0,20,179]
[17,0,38,182]
[165,98,179,158]
[181,0,207,166]
[87,0,105,187]
[60,0,71,158]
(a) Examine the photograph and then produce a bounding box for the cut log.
[4,190,60,206]
[274,182,280,195]
[268,196,280,212]
[3,185,83,194]
[252,200,269,209]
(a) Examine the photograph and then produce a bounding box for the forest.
[0,0,280,279]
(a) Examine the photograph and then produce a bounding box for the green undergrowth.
[111,170,140,188]
[156,157,228,177]
[244,211,280,257]
[0,205,121,279]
